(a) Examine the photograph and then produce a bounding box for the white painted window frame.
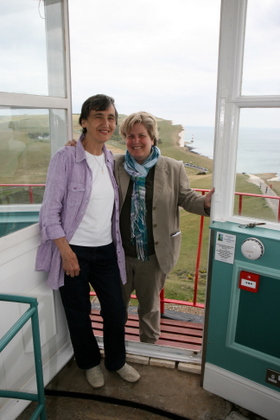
[212,0,280,230]
[0,0,72,152]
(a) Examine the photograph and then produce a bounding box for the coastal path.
[248,174,279,216]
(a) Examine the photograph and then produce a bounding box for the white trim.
[220,215,280,232]
[0,205,41,212]
[63,0,73,140]
[0,224,73,420]
[203,363,280,420]
[0,92,70,109]
[0,0,72,141]
[0,223,39,254]
[212,0,247,222]
[212,0,280,225]
[232,96,280,107]
[97,337,202,364]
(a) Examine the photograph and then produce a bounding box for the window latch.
[238,222,266,229]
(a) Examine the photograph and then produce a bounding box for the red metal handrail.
[0,184,45,205]
[1,184,280,314]
[235,191,280,222]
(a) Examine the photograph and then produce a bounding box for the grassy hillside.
[1,114,279,303]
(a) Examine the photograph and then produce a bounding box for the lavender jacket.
[35,136,126,290]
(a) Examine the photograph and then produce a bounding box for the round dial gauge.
[241,238,265,260]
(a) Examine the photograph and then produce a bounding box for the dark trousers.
[59,243,126,371]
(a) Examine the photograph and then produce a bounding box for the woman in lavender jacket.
[36,95,140,388]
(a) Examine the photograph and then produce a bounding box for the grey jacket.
[114,154,209,274]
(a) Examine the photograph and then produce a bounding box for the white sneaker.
[116,363,140,383]
[86,365,105,388]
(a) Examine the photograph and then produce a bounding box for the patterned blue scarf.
[124,146,161,260]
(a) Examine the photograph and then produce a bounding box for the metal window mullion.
[212,0,247,221]
[44,0,72,154]
[0,92,69,110]
[232,96,280,108]
[63,0,73,141]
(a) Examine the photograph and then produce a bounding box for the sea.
[181,126,280,179]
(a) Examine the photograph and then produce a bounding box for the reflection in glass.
[242,0,280,95]
[234,109,280,222]
[0,1,47,95]
[0,108,67,205]
[0,108,67,237]
[0,0,66,97]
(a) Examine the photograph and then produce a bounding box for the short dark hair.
[79,94,118,133]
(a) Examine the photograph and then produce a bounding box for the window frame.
[212,0,280,230]
[0,0,72,150]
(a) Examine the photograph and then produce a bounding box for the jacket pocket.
[170,230,181,237]
[67,182,86,205]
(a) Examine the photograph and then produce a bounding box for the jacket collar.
[152,156,168,205]
[116,155,130,209]
[117,154,168,207]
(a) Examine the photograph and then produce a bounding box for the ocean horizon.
[181,126,280,178]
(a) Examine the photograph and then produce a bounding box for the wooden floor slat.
[90,309,203,353]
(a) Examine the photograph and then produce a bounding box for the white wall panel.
[0,224,73,420]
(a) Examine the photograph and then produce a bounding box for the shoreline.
[179,126,279,177]
[181,142,212,160]
[182,143,279,179]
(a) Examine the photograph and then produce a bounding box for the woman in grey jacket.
[115,112,214,343]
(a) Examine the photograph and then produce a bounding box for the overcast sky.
[0,0,279,129]
[68,0,280,128]
[68,0,221,126]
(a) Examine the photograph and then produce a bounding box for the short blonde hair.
[119,112,158,145]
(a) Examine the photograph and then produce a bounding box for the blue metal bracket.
[0,294,46,420]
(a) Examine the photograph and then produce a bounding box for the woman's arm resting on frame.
[65,139,77,146]
[204,187,215,210]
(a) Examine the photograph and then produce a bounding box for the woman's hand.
[61,251,80,278]
[54,237,80,277]
[65,139,77,147]
[204,188,215,209]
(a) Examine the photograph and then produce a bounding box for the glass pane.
[234,108,280,222]
[242,0,280,95]
[0,108,67,237]
[0,0,66,97]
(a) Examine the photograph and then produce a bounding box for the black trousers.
[59,243,126,371]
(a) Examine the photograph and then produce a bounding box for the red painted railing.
[159,189,207,313]
[1,184,280,313]
[0,184,45,204]
[235,191,280,222]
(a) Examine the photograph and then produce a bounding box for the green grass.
[234,174,276,221]
[165,212,210,303]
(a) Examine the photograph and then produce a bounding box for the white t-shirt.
[70,151,114,247]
